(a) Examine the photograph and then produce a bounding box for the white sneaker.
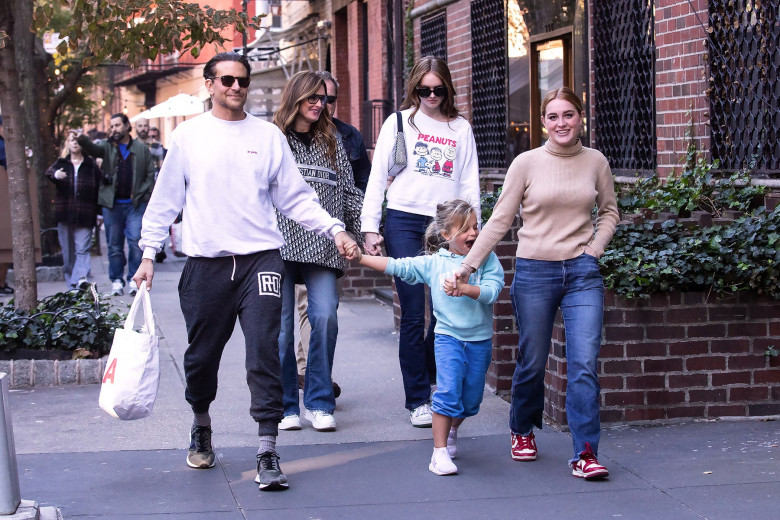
[77,278,90,291]
[429,448,458,476]
[111,279,124,296]
[304,409,336,431]
[278,414,301,431]
[128,280,138,296]
[410,403,432,427]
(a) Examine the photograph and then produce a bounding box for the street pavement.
[3,251,779,519]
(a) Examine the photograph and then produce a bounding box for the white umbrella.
[132,94,205,121]
[130,109,155,122]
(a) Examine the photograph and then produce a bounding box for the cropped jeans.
[384,209,436,411]
[278,261,339,416]
[509,254,605,464]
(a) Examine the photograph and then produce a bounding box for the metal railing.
[361,99,394,149]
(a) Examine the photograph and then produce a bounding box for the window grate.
[709,1,780,175]
[470,0,507,168]
[593,0,656,173]
[420,12,447,59]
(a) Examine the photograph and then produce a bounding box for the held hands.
[363,232,384,256]
[335,231,361,261]
[344,242,362,261]
[54,168,67,180]
[442,273,463,297]
[443,266,472,297]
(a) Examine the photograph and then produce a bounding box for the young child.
[354,199,504,475]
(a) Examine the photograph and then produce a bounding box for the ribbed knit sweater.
[463,140,619,270]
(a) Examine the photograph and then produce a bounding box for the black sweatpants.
[179,250,285,436]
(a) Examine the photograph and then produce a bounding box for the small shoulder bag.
[387,111,407,178]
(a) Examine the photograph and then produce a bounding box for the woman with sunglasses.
[272,71,364,432]
[360,56,480,428]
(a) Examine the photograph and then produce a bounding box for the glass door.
[530,33,572,148]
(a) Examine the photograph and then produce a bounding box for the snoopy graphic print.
[413,132,457,179]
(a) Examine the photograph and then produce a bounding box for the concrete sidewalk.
[5,253,780,519]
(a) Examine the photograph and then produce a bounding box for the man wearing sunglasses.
[315,71,371,192]
[133,52,359,492]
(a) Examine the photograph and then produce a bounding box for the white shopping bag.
[99,281,160,420]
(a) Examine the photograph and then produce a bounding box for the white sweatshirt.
[139,111,344,258]
[360,108,481,233]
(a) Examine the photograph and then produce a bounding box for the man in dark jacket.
[316,71,371,192]
[77,113,156,296]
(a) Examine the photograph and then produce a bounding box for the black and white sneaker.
[187,425,215,469]
[255,451,289,491]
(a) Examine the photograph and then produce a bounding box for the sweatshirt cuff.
[142,247,158,260]
[329,224,346,239]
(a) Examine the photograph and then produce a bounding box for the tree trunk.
[12,0,58,258]
[0,1,38,310]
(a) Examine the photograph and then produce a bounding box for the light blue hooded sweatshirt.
[385,248,504,342]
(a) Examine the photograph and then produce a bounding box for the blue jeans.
[431,334,493,419]
[384,209,436,411]
[103,202,146,283]
[509,254,605,464]
[57,223,93,287]
[278,262,339,415]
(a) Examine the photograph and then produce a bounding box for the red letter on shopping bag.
[103,358,117,384]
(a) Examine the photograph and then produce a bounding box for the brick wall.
[654,0,710,177]
[367,0,391,105]
[487,219,780,426]
[341,258,392,298]
[411,0,474,120]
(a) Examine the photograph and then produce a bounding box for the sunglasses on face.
[416,86,447,98]
[307,94,329,105]
[209,75,251,88]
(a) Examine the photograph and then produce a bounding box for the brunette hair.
[203,52,251,79]
[273,71,338,164]
[541,87,584,116]
[399,56,461,131]
[424,199,476,254]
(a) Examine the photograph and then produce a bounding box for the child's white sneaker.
[429,447,458,476]
[447,428,458,458]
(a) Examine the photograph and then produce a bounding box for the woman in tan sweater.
[450,87,619,480]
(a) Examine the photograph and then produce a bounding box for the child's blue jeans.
[431,334,493,418]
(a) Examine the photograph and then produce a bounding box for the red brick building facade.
[331,0,779,423]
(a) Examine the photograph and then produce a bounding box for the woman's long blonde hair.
[273,71,338,164]
[424,199,475,254]
[399,56,461,131]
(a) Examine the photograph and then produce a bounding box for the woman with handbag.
[273,71,364,432]
[360,56,481,427]
[46,131,102,289]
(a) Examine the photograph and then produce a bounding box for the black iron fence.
[593,0,656,173]
[709,0,780,175]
